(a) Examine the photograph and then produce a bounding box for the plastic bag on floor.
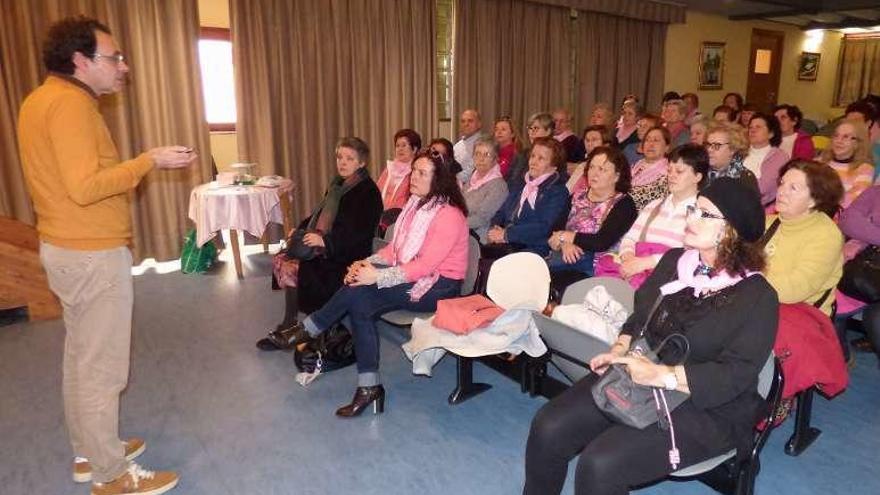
[180,229,217,274]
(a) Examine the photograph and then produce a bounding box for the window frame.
[199,27,236,132]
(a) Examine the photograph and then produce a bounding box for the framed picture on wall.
[698,42,725,90]
[798,52,821,81]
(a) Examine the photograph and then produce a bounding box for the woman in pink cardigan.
[774,104,816,160]
[299,150,470,417]
[744,113,790,206]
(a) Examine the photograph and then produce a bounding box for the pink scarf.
[616,124,637,144]
[466,165,503,192]
[382,159,411,201]
[659,249,757,297]
[631,158,668,187]
[392,195,445,301]
[518,171,554,216]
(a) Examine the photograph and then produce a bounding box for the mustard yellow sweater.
[764,212,843,315]
[17,75,154,250]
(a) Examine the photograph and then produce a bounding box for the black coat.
[297,177,383,313]
[621,248,779,460]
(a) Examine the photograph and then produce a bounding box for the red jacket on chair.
[774,303,849,399]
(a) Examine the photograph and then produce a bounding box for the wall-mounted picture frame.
[798,52,821,81]
[698,42,725,90]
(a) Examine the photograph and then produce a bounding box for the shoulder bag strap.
[638,198,666,243]
[759,218,782,248]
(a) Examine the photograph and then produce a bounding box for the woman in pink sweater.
[300,150,470,417]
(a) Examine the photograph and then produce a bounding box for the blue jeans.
[306,277,462,375]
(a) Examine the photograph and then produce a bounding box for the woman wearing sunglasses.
[524,178,776,495]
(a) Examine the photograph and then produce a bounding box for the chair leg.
[785,388,822,456]
[448,355,492,405]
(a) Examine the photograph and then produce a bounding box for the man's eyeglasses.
[704,141,729,151]
[93,52,125,65]
[686,205,725,221]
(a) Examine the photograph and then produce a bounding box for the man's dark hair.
[43,16,112,75]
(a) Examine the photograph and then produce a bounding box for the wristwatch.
[662,369,678,391]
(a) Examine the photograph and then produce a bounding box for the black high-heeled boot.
[335,385,385,417]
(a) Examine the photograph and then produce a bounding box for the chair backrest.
[486,252,550,310]
[757,351,776,399]
[384,222,396,241]
[461,235,482,295]
[560,276,635,313]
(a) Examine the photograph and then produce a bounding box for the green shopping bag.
[180,229,217,274]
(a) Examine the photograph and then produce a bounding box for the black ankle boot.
[335,385,385,417]
[255,322,307,351]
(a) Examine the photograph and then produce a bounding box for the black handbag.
[838,245,880,303]
[591,332,690,430]
[284,228,319,261]
[590,295,690,470]
[294,324,357,374]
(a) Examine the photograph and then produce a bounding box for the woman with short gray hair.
[462,137,509,242]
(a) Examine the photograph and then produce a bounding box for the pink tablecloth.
[188,181,291,247]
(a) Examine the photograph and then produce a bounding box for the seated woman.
[603,144,708,288]
[723,91,744,121]
[837,185,880,363]
[743,113,788,206]
[567,125,611,194]
[547,147,638,292]
[765,160,844,316]
[463,137,508,243]
[614,100,641,150]
[257,137,383,351]
[428,137,463,176]
[774,104,816,160]
[377,128,420,211]
[493,116,522,178]
[487,136,571,257]
[704,120,760,192]
[298,151,469,416]
[688,114,709,146]
[712,104,736,123]
[661,99,690,147]
[623,113,660,166]
[630,126,671,210]
[820,119,874,208]
[507,112,556,190]
[524,178,777,495]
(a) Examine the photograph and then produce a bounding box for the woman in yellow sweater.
[764,160,845,315]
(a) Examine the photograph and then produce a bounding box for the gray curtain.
[231,0,437,220]
[454,0,669,136]
[453,0,572,140]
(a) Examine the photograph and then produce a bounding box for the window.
[436,0,454,121]
[198,28,237,132]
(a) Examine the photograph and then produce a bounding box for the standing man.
[454,108,483,183]
[17,16,195,495]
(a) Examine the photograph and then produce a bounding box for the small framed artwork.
[698,42,725,90]
[798,52,821,81]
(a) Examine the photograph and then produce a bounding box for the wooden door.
[746,29,785,113]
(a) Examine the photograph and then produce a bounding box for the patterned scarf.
[381,159,412,204]
[565,191,621,234]
[708,153,748,181]
[392,195,446,301]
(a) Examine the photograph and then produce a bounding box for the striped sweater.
[618,193,696,258]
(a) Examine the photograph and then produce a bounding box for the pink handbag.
[433,295,504,335]
[594,242,670,289]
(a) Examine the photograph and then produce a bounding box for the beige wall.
[197,0,238,172]
[665,11,843,124]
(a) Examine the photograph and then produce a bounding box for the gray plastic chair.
[537,277,635,383]
[669,352,783,495]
